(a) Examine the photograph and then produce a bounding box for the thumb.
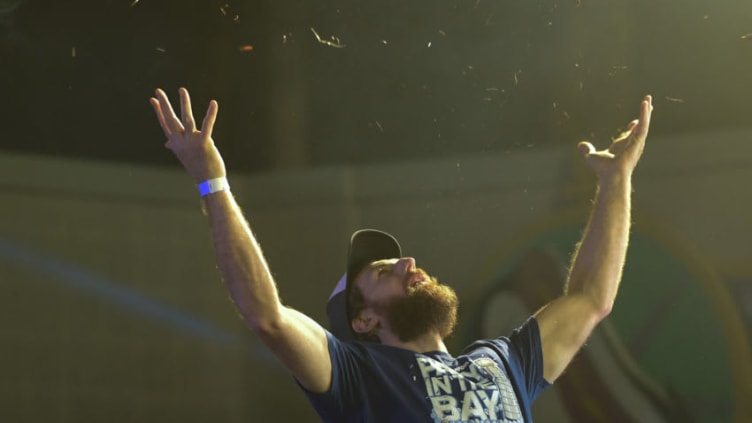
[577,141,595,156]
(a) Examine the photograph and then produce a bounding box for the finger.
[150,97,172,137]
[179,87,197,132]
[201,100,219,136]
[614,120,639,142]
[633,95,653,140]
[577,141,595,156]
[155,89,185,134]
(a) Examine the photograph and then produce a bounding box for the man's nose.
[396,257,416,275]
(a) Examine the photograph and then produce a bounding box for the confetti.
[310,27,346,48]
[239,45,254,52]
[71,47,76,58]
[155,47,166,53]
[375,121,384,132]
[608,65,628,77]
[664,96,685,103]
[130,0,140,6]
[514,70,522,86]
[741,33,752,40]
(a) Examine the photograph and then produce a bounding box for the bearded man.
[150,87,653,423]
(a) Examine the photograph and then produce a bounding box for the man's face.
[352,257,459,343]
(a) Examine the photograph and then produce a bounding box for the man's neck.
[380,331,448,354]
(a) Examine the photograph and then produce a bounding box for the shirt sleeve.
[299,330,362,422]
[507,316,551,401]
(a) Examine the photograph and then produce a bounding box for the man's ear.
[352,309,379,335]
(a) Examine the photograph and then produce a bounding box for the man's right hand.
[150,88,226,183]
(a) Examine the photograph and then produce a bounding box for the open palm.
[150,88,225,183]
[578,95,653,179]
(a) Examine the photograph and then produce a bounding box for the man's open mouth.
[407,273,427,288]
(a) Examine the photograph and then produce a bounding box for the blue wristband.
[197,177,230,197]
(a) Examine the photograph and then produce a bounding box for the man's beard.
[374,279,459,343]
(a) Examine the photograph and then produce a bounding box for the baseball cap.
[327,229,402,341]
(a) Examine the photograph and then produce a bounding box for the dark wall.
[2,0,751,172]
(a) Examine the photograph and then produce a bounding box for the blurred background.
[1,0,751,422]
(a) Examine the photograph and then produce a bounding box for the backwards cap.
[326,229,402,341]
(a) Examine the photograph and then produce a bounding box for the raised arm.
[150,88,331,393]
[534,95,653,383]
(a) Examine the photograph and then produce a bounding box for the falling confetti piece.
[608,65,628,77]
[71,47,76,58]
[239,45,254,52]
[130,0,139,6]
[375,121,384,132]
[310,27,346,48]
[427,41,432,48]
[741,33,752,40]
[155,47,166,53]
[664,96,685,103]
[514,70,522,86]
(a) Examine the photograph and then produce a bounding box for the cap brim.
[346,229,402,290]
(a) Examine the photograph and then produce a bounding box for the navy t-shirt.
[303,317,551,423]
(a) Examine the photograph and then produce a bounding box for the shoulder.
[305,331,431,421]
[461,317,542,358]
[325,330,417,366]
